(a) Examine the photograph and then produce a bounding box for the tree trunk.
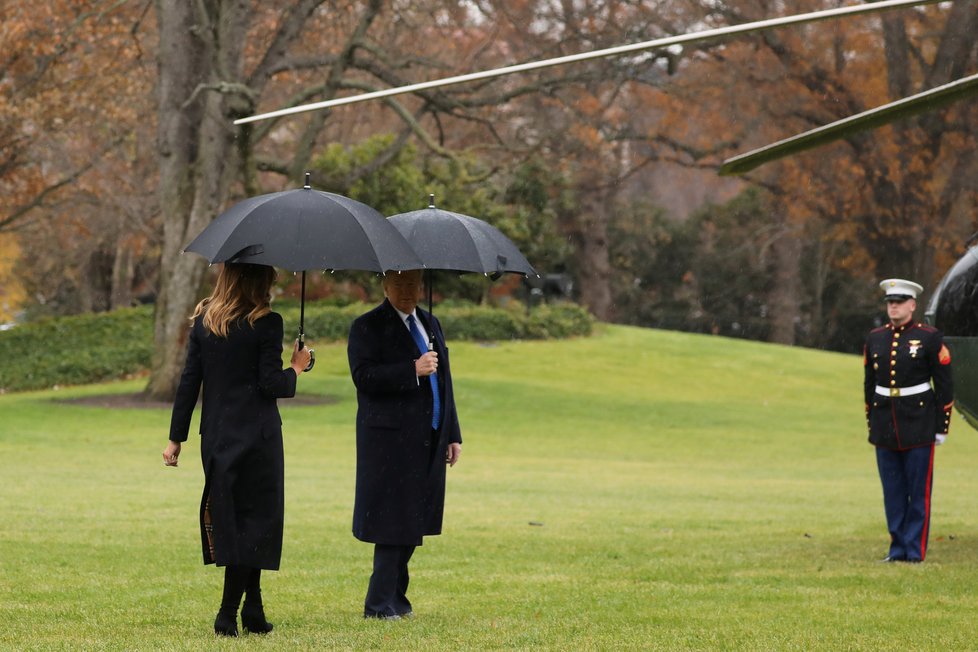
[146,0,347,401]
[110,236,135,310]
[768,222,801,346]
[573,195,615,321]
[145,0,248,401]
[78,255,95,314]
[810,236,826,348]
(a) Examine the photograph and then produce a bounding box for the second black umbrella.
[388,196,537,341]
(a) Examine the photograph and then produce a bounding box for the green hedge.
[281,300,593,343]
[0,306,154,393]
[276,303,370,342]
[0,301,592,392]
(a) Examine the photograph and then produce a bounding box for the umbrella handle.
[297,270,314,371]
[298,331,315,372]
[426,268,434,350]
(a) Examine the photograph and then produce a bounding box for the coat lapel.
[381,299,420,356]
[416,309,445,355]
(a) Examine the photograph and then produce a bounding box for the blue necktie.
[407,314,441,430]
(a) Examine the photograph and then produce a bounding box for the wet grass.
[2,324,978,650]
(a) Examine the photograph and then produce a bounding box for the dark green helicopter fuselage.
[927,247,978,431]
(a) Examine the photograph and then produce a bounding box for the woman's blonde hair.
[191,263,276,337]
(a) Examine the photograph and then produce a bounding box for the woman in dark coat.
[163,263,311,637]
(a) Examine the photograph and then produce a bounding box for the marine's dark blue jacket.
[863,321,953,450]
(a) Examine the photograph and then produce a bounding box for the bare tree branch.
[288,0,385,181]
[181,81,258,110]
[246,0,333,91]
[0,136,124,231]
[10,0,130,97]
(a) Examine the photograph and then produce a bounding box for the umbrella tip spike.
[428,193,435,209]
[304,172,311,189]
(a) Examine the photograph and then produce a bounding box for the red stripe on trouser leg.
[920,445,935,560]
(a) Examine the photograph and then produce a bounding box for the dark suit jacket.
[864,320,954,450]
[347,299,462,545]
[169,311,297,569]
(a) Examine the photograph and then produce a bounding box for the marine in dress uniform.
[864,278,953,562]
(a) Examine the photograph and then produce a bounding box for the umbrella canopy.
[387,198,536,277]
[184,183,421,273]
[387,197,537,323]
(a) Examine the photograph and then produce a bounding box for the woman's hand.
[291,339,312,374]
[163,441,181,467]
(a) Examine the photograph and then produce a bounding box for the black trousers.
[364,544,416,617]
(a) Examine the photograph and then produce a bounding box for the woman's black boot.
[213,609,238,637]
[214,565,248,636]
[241,568,274,634]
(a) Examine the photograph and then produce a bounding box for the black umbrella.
[184,174,423,368]
[387,195,537,339]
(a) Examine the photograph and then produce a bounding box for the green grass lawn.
[2,324,977,650]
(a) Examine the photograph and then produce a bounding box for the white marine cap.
[879,278,923,300]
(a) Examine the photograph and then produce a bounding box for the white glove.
[936,434,947,446]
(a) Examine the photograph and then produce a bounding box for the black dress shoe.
[214,610,239,637]
[879,555,906,563]
[364,612,401,620]
[241,603,274,634]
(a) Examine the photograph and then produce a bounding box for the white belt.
[876,382,931,398]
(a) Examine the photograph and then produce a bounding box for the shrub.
[524,302,595,339]
[278,301,592,343]
[437,306,524,341]
[276,303,370,342]
[0,301,593,392]
[0,306,154,392]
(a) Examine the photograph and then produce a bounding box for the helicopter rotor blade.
[233,0,943,126]
[719,72,978,176]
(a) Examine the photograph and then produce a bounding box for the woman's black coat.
[347,300,462,545]
[169,312,296,569]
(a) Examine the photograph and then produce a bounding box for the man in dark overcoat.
[864,278,953,563]
[347,269,463,619]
